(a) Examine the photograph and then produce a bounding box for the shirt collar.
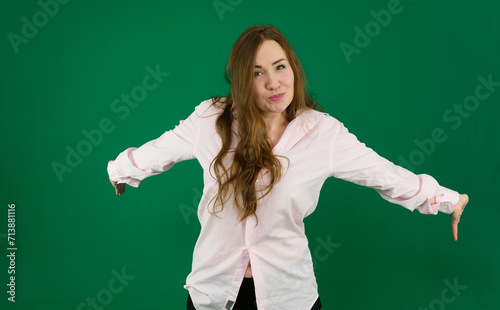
[273,109,321,155]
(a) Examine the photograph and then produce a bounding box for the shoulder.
[296,108,342,132]
[193,98,225,119]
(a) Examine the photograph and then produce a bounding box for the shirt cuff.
[107,152,142,187]
[425,188,460,214]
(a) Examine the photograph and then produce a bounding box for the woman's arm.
[106,100,212,194]
[329,120,469,240]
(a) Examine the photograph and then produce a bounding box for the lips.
[269,93,285,101]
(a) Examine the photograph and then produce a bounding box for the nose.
[266,73,280,90]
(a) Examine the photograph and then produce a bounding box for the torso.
[245,117,289,278]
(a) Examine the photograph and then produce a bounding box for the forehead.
[254,40,288,65]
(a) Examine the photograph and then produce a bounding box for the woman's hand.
[451,194,469,241]
[108,160,125,195]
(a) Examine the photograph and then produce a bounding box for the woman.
[107,25,468,310]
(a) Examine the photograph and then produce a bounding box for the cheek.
[253,81,264,98]
[287,72,295,87]
[286,73,294,99]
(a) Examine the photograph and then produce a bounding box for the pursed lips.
[269,93,285,101]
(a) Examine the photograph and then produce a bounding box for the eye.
[254,71,262,77]
[276,64,286,70]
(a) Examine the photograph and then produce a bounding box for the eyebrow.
[254,58,286,68]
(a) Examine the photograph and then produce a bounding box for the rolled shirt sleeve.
[329,121,459,214]
[107,101,206,187]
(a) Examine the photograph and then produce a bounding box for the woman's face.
[252,40,295,118]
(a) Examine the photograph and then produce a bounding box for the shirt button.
[440,202,452,208]
[234,277,240,281]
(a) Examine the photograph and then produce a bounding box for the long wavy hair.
[210,25,322,223]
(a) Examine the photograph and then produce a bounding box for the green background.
[1,0,499,309]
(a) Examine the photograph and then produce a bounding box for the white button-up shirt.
[108,99,459,310]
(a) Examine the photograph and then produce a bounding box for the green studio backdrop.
[1,0,499,309]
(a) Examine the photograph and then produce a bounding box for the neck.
[261,112,289,147]
[261,112,287,130]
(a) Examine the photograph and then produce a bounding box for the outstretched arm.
[329,120,469,240]
[106,101,211,194]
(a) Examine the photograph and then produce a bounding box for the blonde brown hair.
[211,25,322,223]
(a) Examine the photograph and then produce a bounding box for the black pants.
[187,278,321,309]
